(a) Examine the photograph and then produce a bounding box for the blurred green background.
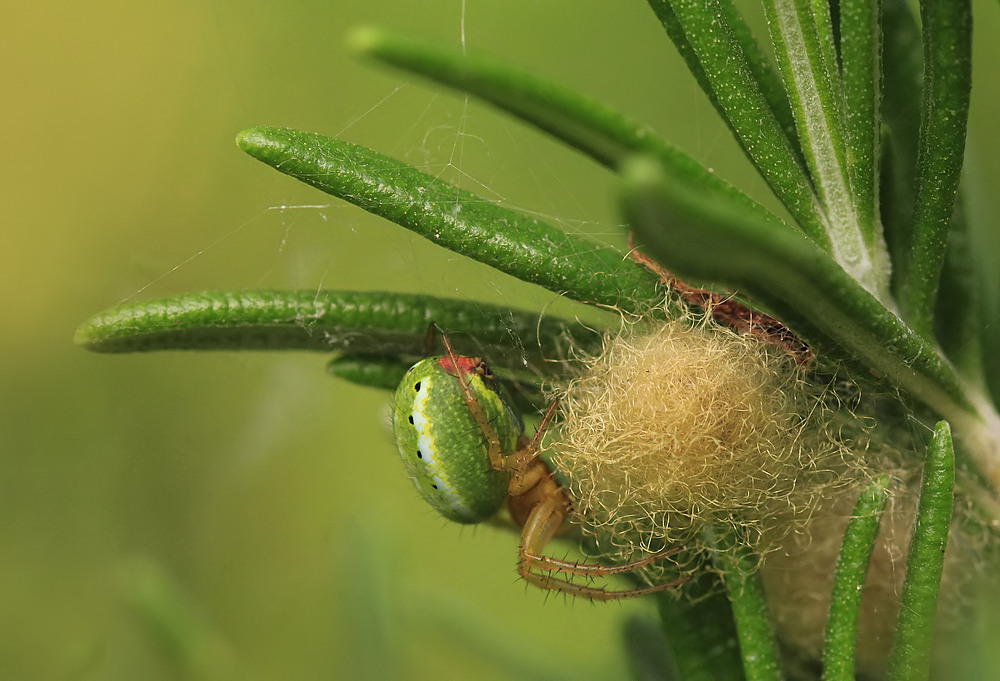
[4,1,1000,679]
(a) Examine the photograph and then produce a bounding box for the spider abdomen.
[392,357,522,524]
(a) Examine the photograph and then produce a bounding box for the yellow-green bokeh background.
[5,1,1000,679]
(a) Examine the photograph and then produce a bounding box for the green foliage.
[76,290,598,376]
[710,529,783,681]
[904,0,972,338]
[889,422,956,681]
[235,127,663,313]
[78,0,998,678]
[822,476,890,681]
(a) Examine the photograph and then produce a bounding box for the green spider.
[391,332,683,600]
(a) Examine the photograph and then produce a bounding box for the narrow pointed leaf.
[717,0,799,154]
[726,573,782,681]
[903,0,972,338]
[646,0,827,244]
[237,127,662,313]
[709,529,783,681]
[350,29,719,185]
[822,475,890,681]
[76,290,600,378]
[839,0,883,264]
[762,0,888,298]
[352,27,784,232]
[651,0,803,164]
[888,421,955,681]
[620,156,974,431]
[371,27,805,248]
[353,24,655,170]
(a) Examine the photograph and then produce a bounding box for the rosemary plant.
[77,1,999,678]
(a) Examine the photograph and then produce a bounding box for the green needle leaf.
[351,27,779,230]
[903,0,972,338]
[821,475,890,681]
[236,126,663,313]
[716,0,799,155]
[646,0,826,245]
[709,528,783,681]
[75,290,599,377]
[648,0,801,153]
[619,155,973,430]
[839,0,885,272]
[889,421,955,681]
[726,569,783,681]
[761,0,888,298]
[352,29,664,169]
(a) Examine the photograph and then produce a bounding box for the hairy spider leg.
[510,459,688,601]
[626,232,813,366]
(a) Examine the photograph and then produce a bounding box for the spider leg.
[439,333,505,471]
[520,568,689,601]
[523,546,683,577]
[505,400,559,479]
[518,489,687,601]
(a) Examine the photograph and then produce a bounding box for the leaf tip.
[235,127,266,153]
[620,155,665,191]
[347,25,385,57]
[74,309,122,352]
[75,318,125,353]
[619,155,672,242]
[73,319,96,349]
[235,126,291,162]
[932,419,952,441]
